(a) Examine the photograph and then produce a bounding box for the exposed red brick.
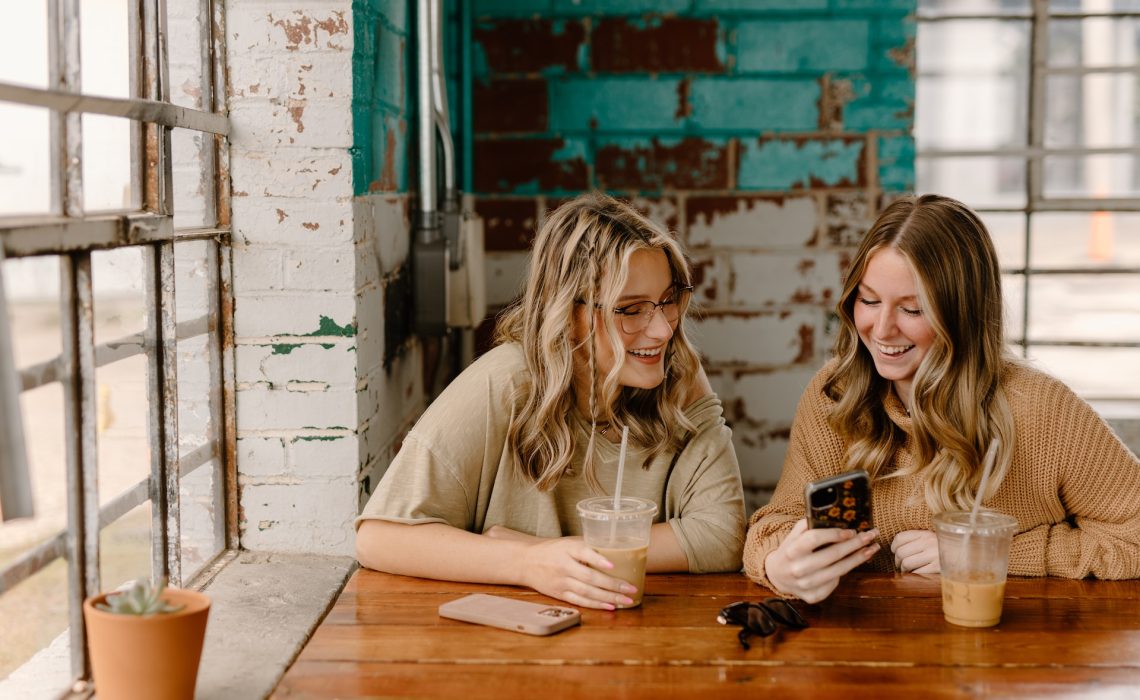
[473,138,589,194]
[675,77,692,120]
[794,324,815,364]
[592,17,723,73]
[476,198,539,251]
[475,19,585,74]
[595,138,728,191]
[474,79,548,133]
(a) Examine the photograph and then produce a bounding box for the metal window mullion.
[128,0,144,211]
[60,253,99,678]
[48,0,84,218]
[1022,3,1050,359]
[210,0,231,230]
[145,242,180,586]
[142,0,173,215]
[215,240,238,549]
[205,238,233,550]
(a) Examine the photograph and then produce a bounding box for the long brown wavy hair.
[825,194,1018,512]
[495,192,702,493]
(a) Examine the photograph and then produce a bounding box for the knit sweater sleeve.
[743,363,848,590]
[1007,372,1140,579]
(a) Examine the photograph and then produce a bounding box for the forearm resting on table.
[476,522,689,573]
[356,520,532,585]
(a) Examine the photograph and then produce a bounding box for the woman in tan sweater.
[357,193,746,610]
[745,194,1140,603]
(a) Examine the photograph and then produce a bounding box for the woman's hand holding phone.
[763,519,880,603]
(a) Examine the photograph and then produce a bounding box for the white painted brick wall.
[690,309,824,367]
[688,196,818,248]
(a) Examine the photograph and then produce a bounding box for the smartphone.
[804,469,873,532]
[438,594,581,636]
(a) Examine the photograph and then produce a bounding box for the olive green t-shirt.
[356,343,746,573]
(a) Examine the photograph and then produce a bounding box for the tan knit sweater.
[744,359,1140,589]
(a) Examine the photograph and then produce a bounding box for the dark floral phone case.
[805,469,873,532]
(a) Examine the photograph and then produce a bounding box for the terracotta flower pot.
[83,588,211,700]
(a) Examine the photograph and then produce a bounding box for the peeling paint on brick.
[596,137,728,191]
[675,77,692,120]
[272,344,301,355]
[302,222,320,230]
[818,75,857,132]
[475,19,585,74]
[271,11,349,52]
[795,324,814,364]
[276,208,288,223]
[474,138,588,194]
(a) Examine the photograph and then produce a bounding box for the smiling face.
[575,248,679,397]
[853,247,937,406]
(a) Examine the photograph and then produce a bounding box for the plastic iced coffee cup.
[577,496,658,608]
[933,510,1018,628]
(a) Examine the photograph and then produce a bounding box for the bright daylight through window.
[916,0,1140,414]
[0,0,233,695]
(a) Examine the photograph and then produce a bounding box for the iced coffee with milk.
[933,510,1018,628]
[577,496,657,608]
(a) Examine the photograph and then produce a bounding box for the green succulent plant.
[95,578,185,616]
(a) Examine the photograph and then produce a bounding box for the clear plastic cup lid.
[932,510,1018,535]
[576,496,658,521]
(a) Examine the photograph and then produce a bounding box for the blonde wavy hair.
[825,194,1018,513]
[495,192,702,493]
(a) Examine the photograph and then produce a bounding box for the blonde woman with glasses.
[355,192,746,610]
[746,194,1140,603]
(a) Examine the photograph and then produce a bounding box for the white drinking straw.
[610,426,629,541]
[613,425,629,508]
[970,439,1001,527]
[959,439,1001,569]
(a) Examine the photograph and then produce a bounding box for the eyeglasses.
[586,284,694,335]
[716,599,808,650]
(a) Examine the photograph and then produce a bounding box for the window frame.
[0,0,234,683]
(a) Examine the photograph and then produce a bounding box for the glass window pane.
[916,21,1029,150]
[1043,154,1140,198]
[979,211,1027,269]
[1045,74,1139,149]
[81,0,130,99]
[917,75,1027,149]
[1003,272,1026,341]
[174,240,225,581]
[1028,274,1140,342]
[0,1,48,89]
[1029,346,1140,400]
[0,557,70,692]
[1030,212,1140,268]
[167,4,209,111]
[92,248,151,589]
[172,129,212,229]
[0,254,67,687]
[917,156,1027,208]
[0,104,52,217]
[1048,18,1140,69]
[82,114,133,212]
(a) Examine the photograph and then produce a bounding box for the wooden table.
[273,570,1140,698]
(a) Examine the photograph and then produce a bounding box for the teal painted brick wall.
[469,1,915,197]
[353,0,410,195]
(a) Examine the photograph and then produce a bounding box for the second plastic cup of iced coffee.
[933,510,1018,628]
[576,496,658,608]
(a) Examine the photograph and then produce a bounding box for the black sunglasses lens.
[763,598,808,628]
[717,602,749,625]
[746,606,777,636]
